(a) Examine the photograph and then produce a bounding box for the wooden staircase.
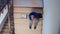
[0,19,10,34]
[0,11,14,34]
[0,5,14,34]
[0,0,14,34]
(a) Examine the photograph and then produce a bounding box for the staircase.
[0,0,14,34]
[0,11,14,34]
[0,19,10,34]
[0,6,14,34]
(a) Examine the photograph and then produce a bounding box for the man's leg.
[29,20,33,29]
[34,19,39,29]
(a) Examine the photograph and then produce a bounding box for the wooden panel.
[14,7,43,14]
[14,7,32,14]
[14,7,43,34]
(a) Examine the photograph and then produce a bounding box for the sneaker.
[34,26,36,29]
[29,26,31,29]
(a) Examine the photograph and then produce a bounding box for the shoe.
[29,26,31,29]
[34,26,36,29]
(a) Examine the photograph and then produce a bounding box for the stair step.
[2,29,9,32]
[2,32,10,34]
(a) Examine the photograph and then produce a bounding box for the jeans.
[29,19,39,29]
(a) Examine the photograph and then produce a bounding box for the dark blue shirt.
[29,12,42,20]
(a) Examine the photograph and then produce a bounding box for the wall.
[13,0,43,7]
[43,0,60,34]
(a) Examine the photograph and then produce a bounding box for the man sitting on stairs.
[29,9,42,29]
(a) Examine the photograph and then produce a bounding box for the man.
[29,10,42,29]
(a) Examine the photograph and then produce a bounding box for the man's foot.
[29,26,31,29]
[34,26,36,29]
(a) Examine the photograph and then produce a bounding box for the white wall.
[14,0,43,7]
[43,0,60,34]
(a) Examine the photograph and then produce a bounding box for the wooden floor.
[14,7,43,34]
[14,19,42,34]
